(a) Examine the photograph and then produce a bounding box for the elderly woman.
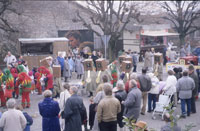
[38,90,61,131]
[0,98,27,131]
[59,83,71,131]
[114,80,127,128]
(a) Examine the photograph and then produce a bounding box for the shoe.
[141,112,145,115]
[180,114,186,118]
[187,113,190,117]
[147,111,151,113]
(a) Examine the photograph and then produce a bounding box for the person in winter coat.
[113,80,127,128]
[38,90,61,131]
[63,57,71,82]
[122,79,142,121]
[176,70,195,118]
[57,54,65,77]
[59,84,71,131]
[147,73,159,113]
[10,63,19,98]
[0,99,27,131]
[188,65,199,114]
[162,70,177,106]
[75,55,84,79]
[62,86,87,131]
[16,105,33,131]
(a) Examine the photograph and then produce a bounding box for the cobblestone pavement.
[1,63,200,131]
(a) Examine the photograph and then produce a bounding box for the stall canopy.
[141,31,179,37]
[19,37,68,44]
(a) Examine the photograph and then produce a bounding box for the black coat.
[62,94,86,131]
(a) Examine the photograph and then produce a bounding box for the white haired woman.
[114,80,127,128]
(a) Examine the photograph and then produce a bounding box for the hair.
[63,83,70,90]
[6,98,16,109]
[168,70,174,75]
[102,75,108,83]
[183,70,188,76]
[43,90,53,98]
[130,73,138,80]
[142,67,147,74]
[129,79,137,88]
[173,67,179,73]
[15,105,23,111]
[103,83,113,96]
[116,80,125,90]
[163,113,171,122]
[178,67,183,72]
[70,86,78,94]
[66,31,81,41]
[188,64,194,71]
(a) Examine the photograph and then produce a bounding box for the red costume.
[4,69,14,99]
[35,72,42,95]
[0,71,6,106]
[16,72,32,108]
[44,69,53,90]
[10,67,19,97]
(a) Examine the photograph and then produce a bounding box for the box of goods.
[119,55,126,64]
[40,58,50,68]
[96,58,107,71]
[52,65,61,78]
[83,59,93,71]
[122,61,132,73]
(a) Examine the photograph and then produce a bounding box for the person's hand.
[121,101,124,104]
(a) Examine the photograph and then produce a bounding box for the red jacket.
[10,68,18,79]
[125,80,140,93]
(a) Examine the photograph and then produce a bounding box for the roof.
[18,37,68,44]
[141,31,179,37]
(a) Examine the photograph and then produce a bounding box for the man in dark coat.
[188,65,199,114]
[38,90,61,131]
[62,86,87,131]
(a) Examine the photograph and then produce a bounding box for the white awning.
[141,31,179,37]
[19,37,68,44]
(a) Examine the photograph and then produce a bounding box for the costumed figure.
[109,61,118,87]
[4,69,14,99]
[82,59,96,97]
[35,72,42,95]
[0,70,6,106]
[95,58,112,86]
[16,72,32,108]
[44,69,53,91]
[28,71,35,94]
[17,65,27,73]
[10,65,19,98]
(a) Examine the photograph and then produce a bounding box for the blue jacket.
[38,98,61,131]
[57,57,65,71]
[23,112,33,131]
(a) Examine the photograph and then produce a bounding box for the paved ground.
[1,62,200,131]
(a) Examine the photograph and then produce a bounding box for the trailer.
[18,37,69,70]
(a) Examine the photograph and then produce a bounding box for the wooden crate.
[119,55,126,64]
[96,58,107,71]
[53,65,61,78]
[83,59,93,71]
[122,61,132,73]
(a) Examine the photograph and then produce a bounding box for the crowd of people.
[0,46,199,131]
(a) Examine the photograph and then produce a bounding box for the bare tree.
[0,0,21,61]
[76,1,141,61]
[160,1,200,47]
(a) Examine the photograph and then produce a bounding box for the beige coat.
[83,70,97,92]
[0,109,27,131]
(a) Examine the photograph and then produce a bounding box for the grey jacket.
[123,87,142,120]
[138,74,152,92]
[176,76,195,99]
